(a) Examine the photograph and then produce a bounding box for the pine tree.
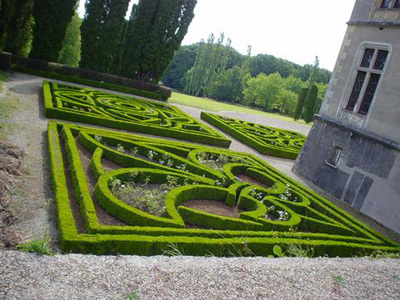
[30,0,77,61]
[58,13,82,67]
[293,88,308,120]
[304,84,318,123]
[0,0,15,51]
[119,0,197,82]
[80,0,130,73]
[4,0,34,56]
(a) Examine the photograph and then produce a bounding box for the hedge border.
[5,52,171,101]
[48,121,400,257]
[43,81,231,148]
[201,111,305,159]
[14,66,162,100]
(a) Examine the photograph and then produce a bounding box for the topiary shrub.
[43,81,231,147]
[201,112,306,159]
[48,121,400,257]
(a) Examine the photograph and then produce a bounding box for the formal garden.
[45,86,399,257]
[201,112,306,159]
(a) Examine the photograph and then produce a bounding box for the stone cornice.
[315,115,400,151]
[347,20,400,27]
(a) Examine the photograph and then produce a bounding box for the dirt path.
[0,73,57,247]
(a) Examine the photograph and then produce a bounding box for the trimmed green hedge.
[48,121,400,257]
[201,112,306,159]
[9,52,172,101]
[13,66,163,100]
[43,80,231,148]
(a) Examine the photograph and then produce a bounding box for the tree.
[30,0,77,61]
[4,0,34,56]
[184,33,231,96]
[276,89,298,116]
[58,13,82,67]
[293,88,308,120]
[119,0,197,82]
[284,75,306,94]
[184,35,213,96]
[242,73,284,110]
[80,0,129,73]
[162,44,197,89]
[303,84,319,123]
[205,66,243,102]
[0,0,15,51]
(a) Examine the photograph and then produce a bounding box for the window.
[346,47,389,116]
[326,146,343,167]
[380,0,400,8]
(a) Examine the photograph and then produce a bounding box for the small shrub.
[17,236,52,255]
[124,292,140,300]
[110,175,182,216]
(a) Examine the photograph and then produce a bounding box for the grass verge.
[169,91,311,126]
[0,71,9,92]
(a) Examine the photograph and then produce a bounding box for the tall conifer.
[0,0,15,50]
[30,0,77,61]
[120,0,197,82]
[304,84,318,123]
[294,88,308,120]
[4,0,34,56]
[80,0,129,73]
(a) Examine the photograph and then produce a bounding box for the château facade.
[294,0,400,233]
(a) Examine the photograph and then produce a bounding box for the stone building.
[293,0,400,233]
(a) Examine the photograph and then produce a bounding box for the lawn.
[0,71,9,92]
[168,91,311,126]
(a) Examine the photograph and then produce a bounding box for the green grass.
[17,236,53,255]
[169,91,311,126]
[0,71,9,92]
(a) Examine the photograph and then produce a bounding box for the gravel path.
[1,251,400,300]
[1,72,399,300]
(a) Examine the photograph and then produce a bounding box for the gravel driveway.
[1,72,399,300]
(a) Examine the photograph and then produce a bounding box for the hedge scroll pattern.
[43,81,231,147]
[201,112,306,159]
[48,121,399,257]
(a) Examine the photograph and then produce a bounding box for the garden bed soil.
[181,200,243,218]
[235,174,271,189]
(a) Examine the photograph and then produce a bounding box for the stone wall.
[293,116,400,233]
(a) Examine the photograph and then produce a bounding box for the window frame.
[379,0,400,8]
[344,43,391,117]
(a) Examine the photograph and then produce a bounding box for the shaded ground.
[0,72,399,300]
[0,141,25,248]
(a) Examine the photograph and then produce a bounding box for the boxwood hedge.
[43,81,231,148]
[48,121,399,257]
[201,112,306,159]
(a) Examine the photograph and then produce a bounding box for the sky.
[78,0,356,71]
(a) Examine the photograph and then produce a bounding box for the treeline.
[0,0,197,83]
[162,35,330,122]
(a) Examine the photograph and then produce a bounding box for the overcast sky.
[78,0,356,71]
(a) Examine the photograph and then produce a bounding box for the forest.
[162,34,331,122]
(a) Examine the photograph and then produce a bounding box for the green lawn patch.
[42,81,230,147]
[48,121,399,257]
[202,112,306,159]
[0,71,9,92]
[169,91,311,126]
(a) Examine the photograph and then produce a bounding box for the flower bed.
[48,121,399,257]
[43,81,231,147]
[201,112,306,159]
